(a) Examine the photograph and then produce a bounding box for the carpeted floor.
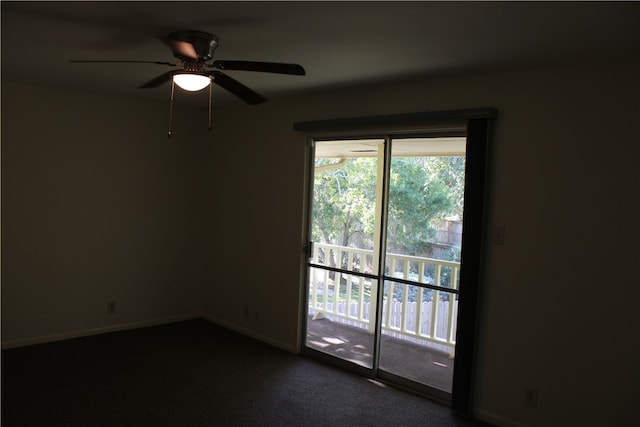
[2,319,488,427]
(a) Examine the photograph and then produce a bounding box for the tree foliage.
[313,158,377,249]
[386,157,455,255]
[312,155,465,262]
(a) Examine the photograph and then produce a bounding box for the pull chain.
[168,79,175,138]
[208,83,213,131]
[168,78,214,136]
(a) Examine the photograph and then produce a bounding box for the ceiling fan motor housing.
[169,30,219,61]
[182,62,206,73]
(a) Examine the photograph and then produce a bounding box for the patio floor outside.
[306,315,454,392]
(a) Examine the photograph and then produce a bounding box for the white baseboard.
[1,313,202,349]
[2,313,299,354]
[201,314,298,353]
[474,408,526,427]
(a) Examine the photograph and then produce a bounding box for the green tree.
[424,156,466,216]
[312,155,465,262]
[386,157,454,256]
[313,158,377,266]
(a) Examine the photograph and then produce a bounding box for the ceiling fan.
[71,29,306,105]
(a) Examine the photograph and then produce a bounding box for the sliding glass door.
[304,134,467,399]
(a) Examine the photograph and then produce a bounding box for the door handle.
[306,241,314,259]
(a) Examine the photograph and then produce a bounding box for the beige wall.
[3,59,639,427]
[204,60,640,427]
[1,82,210,345]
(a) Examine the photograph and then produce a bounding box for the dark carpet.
[2,319,487,426]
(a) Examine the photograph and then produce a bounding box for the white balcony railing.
[309,243,460,354]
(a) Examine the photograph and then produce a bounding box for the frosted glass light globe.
[173,74,211,91]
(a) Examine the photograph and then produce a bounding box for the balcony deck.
[306,315,454,392]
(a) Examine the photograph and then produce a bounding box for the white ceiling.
[2,1,640,106]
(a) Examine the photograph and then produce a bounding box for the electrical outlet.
[107,301,117,314]
[525,389,539,408]
[243,304,249,317]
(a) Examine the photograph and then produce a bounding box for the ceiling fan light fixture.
[173,73,211,91]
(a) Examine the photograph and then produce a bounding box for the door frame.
[295,109,496,416]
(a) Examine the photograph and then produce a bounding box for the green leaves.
[312,155,465,260]
[313,158,377,248]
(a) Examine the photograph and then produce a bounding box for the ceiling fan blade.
[209,71,266,105]
[165,39,199,61]
[139,70,179,89]
[70,60,177,66]
[212,60,306,76]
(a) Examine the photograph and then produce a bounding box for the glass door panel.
[305,139,384,368]
[378,136,466,393]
